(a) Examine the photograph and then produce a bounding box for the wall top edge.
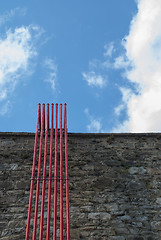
[0,132,161,138]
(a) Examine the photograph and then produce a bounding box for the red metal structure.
[25,103,70,240]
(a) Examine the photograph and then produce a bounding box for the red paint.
[46,103,54,240]
[39,103,49,240]
[60,104,63,240]
[39,104,41,131]
[53,103,58,240]
[26,103,70,240]
[32,104,45,240]
[64,104,70,240]
[25,103,41,240]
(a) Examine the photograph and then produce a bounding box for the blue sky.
[0,0,161,133]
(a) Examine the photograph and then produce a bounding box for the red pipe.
[46,103,54,240]
[26,103,70,240]
[39,104,41,131]
[43,104,45,133]
[47,103,50,131]
[53,103,58,240]
[64,104,70,240]
[39,103,49,240]
[32,104,45,240]
[60,104,63,240]
[25,103,41,240]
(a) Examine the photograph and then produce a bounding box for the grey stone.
[1,132,161,239]
[88,213,100,220]
[150,221,161,230]
[100,212,111,220]
[118,215,131,221]
[156,197,161,204]
[10,164,18,170]
[128,166,146,174]
[105,203,118,212]
[108,237,125,240]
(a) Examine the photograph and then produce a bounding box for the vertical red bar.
[46,104,54,240]
[64,104,70,240]
[39,103,49,240]
[32,104,45,240]
[43,105,45,132]
[47,104,50,131]
[60,104,63,240]
[25,103,41,240]
[53,103,58,240]
[39,105,41,131]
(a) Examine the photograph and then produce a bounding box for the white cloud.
[112,120,129,133]
[113,0,161,132]
[114,56,130,69]
[44,58,57,90]
[82,71,106,88]
[0,25,41,115]
[88,119,102,133]
[84,108,102,133]
[115,87,133,116]
[0,100,10,115]
[0,8,26,27]
[82,44,113,89]
[115,104,124,116]
[104,42,115,57]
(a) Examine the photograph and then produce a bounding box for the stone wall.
[0,132,161,239]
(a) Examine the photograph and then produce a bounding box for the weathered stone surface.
[0,132,161,239]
